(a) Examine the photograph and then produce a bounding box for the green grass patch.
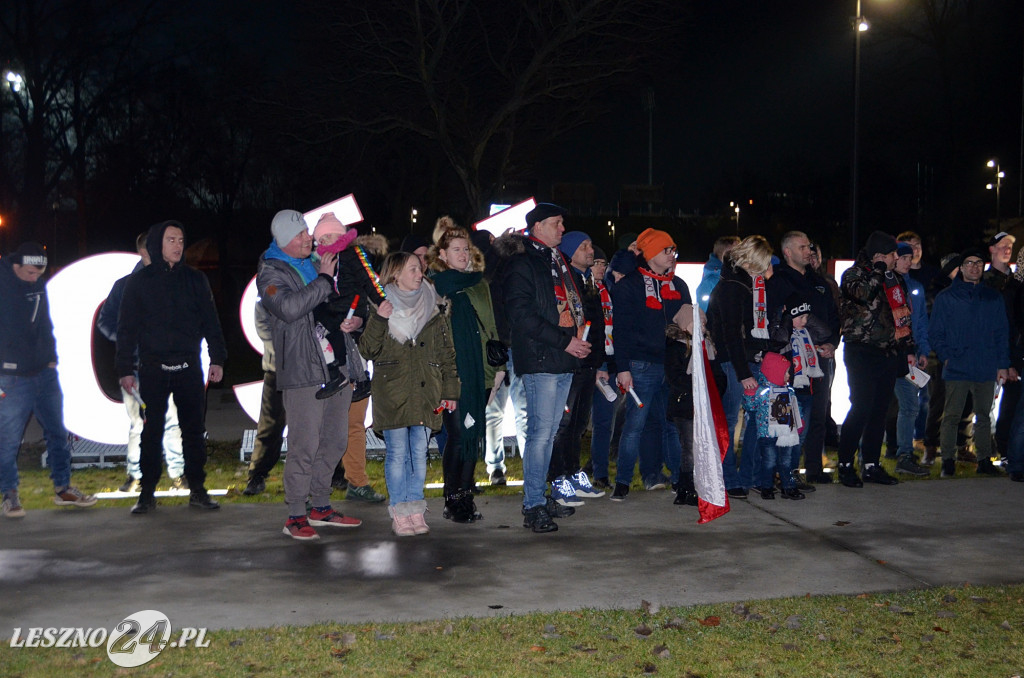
[2,585,1023,677]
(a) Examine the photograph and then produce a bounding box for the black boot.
[443,490,474,523]
[315,365,349,400]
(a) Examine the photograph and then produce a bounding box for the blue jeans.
[615,360,681,488]
[521,372,572,509]
[914,373,930,440]
[894,377,921,459]
[590,382,620,481]
[795,392,813,474]
[0,368,72,492]
[759,437,798,490]
[383,426,429,505]
[719,362,743,489]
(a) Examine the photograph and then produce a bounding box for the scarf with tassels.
[751,274,769,339]
[790,328,824,388]
[528,237,584,330]
[640,267,682,310]
[597,279,614,356]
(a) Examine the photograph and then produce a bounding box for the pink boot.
[388,505,415,537]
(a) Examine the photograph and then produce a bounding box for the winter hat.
[312,212,346,244]
[761,351,791,387]
[592,245,607,262]
[960,246,988,264]
[558,231,591,259]
[618,232,639,251]
[271,209,308,248]
[785,291,813,319]
[470,229,492,255]
[609,249,636,276]
[635,228,675,262]
[524,202,567,229]
[939,253,962,277]
[864,230,897,258]
[11,241,47,268]
[400,233,429,254]
[896,242,914,258]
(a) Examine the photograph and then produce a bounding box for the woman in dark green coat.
[428,226,505,523]
[359,252,459,536]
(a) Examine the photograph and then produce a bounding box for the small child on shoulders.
[742,351,805,500]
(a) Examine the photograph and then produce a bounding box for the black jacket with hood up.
[115,221,227,377]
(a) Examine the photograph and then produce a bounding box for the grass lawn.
[2,585,1022,677]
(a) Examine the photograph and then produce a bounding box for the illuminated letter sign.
[47,253,210,445]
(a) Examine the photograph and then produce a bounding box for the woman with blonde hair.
[427,226,505,523]
[359,252,459,536]
[707,234,774,497]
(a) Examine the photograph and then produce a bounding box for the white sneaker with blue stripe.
[569,471,605,498]
[551,476,585,506]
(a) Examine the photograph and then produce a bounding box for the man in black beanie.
[836,230,902,488]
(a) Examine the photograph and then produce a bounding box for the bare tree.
[293,0,685,217]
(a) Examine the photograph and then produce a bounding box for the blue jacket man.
[929,248,1009,477]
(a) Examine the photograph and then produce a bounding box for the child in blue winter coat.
[742,351,806,500]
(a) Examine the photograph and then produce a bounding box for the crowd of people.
[1,207,1021,540]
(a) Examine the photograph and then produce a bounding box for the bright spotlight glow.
[857,19,869,31]
[240,276,262,355]
[303,194,363,233]
[474,197,537,237]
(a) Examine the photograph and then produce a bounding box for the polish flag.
[691,303,730,524]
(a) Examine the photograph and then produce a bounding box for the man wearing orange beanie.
[610,228,690,501]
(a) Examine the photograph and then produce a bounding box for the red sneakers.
[282,517,320,541]
[308,507,361,528]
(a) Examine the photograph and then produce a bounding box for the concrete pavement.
[1,475,1021,635]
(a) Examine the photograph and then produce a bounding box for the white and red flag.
[690,303,730,524]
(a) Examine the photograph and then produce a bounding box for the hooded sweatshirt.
[115,220,227,376]
[0,258,57,375]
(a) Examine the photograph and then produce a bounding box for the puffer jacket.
[256,254,335,390]
[929,277,1009,382]
[839,259,898,355]
[359,306,460,433]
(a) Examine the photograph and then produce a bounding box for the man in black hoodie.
[0,242,97,518]
[116,221,227,515]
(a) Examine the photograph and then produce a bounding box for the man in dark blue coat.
[0,242,96,518]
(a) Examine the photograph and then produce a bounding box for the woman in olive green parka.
[359,252,459,536]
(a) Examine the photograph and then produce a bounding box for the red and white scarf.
[883,272,912,341]
[789,328,823,389]
[751,274,769,339]
[640,267,682,310]
[529,237,584,330]
[597,279,614,356]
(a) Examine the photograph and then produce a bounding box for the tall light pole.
[642,87,655,214]
[986,159,1004,223]
[730,202,740,234]
[850,2,869,257]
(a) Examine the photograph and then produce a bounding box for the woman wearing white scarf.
[359,253,460,537]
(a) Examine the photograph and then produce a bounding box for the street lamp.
[986,159,1004,222]
[730,202,740,234]
[5,71,23,93]
[850,0,870,257]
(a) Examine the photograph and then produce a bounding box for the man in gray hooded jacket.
[257,209,363,540]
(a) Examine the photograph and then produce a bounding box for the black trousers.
[995,380,1021,457]
[839,344,897,467]
[249,370,286,480]
[801,359,832,476]
[672,416,695,490]
[139,360,208,493]
[549,367,596,480]
[441,391,488,495]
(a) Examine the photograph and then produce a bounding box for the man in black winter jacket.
[116,221,227,515]
[504,203,590,533]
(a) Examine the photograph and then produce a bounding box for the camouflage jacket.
[839,260,898,354]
